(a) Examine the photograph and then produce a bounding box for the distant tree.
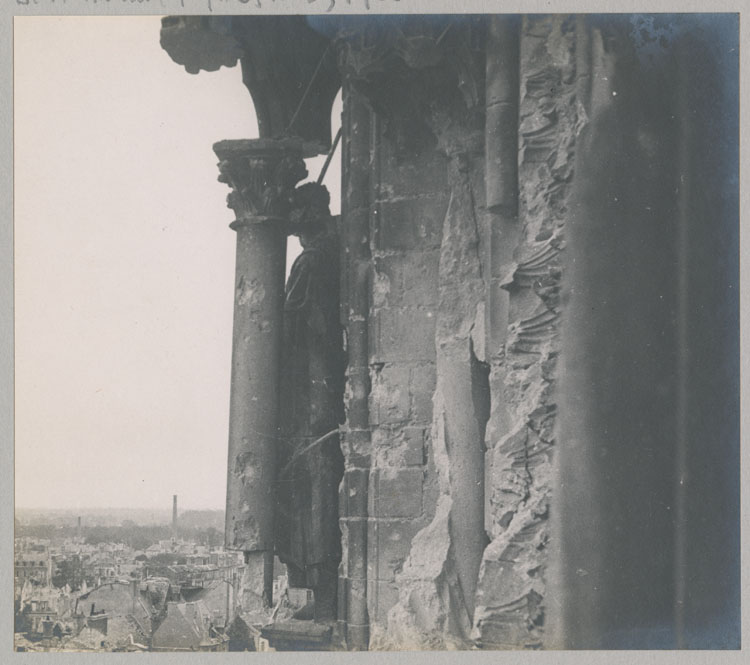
[52,557,85,591]
[14,600,30,634]
[227,615,255,652]
[84,526,114,546]
[84,524,170,550]
[178,510,224,531]
[135,554,147,562]
[16,523,76,539]
[198,526,220,547]
[149,553,182,566]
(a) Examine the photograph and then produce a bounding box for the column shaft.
[215,138,307,608]
[226,220,286,553]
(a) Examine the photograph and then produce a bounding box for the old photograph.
[10,5,741,653]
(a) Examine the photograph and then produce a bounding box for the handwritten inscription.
[16,0,401,12]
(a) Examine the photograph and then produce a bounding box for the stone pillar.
[485,16,519,212]
[428,84,489,635]
[172,495,177,538]
[215,138,307,610]
[551,16,739,650]
[431,133,489,627]
[484,15,520,360]
[338,84,372,651]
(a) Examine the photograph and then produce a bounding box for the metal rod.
[278,429,340,476]
[286,42,332,135]
[317,126,343,185]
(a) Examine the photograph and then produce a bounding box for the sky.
[14,16,341,511]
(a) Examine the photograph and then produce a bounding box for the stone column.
[338,84,372,650]
[551,16,740,649]
[214,138,307,610]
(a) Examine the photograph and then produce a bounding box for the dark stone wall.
[188,13,737,651]
[551,14,740,650]
[348,14,738,651]
[163,11,739,650]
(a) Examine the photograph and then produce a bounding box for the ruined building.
[159,14,739,650]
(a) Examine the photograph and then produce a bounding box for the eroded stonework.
[472,15,584,649]
[368,15,586,650]
[161,12,739,651]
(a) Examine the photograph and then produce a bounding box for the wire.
[316,127,343,186]
[278,429,340,476]
[286,42,332,135]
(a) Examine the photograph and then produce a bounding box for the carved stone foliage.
[332,16,486,153]
[160,16,243,74]
[213,139,308,226]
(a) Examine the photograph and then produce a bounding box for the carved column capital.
[213,138,308,229]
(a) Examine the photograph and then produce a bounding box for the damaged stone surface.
[219,14,586,650]
[373,122,490,648]
[360,111,448,637]
[369,14,585,651]
[162,12,736,651]
[473,15,583,649]
[370,496,469,650]
[217,139,307,555]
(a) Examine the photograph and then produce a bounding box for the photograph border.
[2,1,747,663]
